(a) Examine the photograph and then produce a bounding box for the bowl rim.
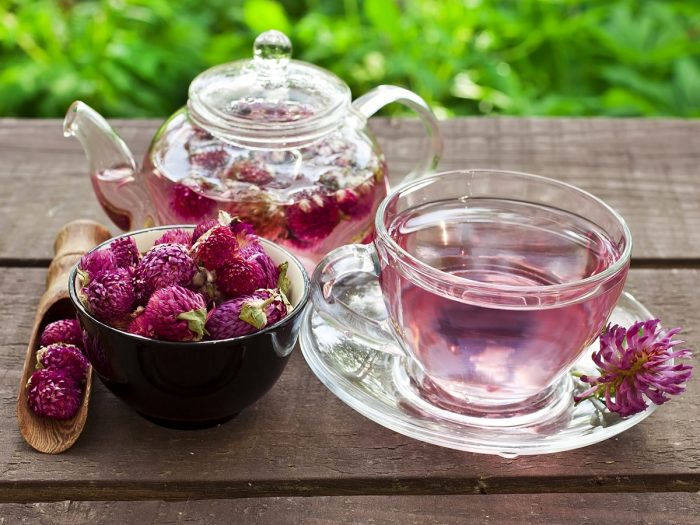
[68,225,311,347]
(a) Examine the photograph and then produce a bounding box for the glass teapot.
[64,30,442,268]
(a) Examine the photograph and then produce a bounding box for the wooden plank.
[0,118,699,262]
[1,493,699,524]
[0,267,698,502]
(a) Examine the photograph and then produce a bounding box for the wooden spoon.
[17,220,112,454]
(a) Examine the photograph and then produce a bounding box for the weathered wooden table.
[1,118,698,523]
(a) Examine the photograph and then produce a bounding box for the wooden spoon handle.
[46,220,112,290]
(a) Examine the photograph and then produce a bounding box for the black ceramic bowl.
[69,226,310,429]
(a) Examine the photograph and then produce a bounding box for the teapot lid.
[188,30,351,147]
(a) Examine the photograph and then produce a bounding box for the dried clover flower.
[27,368,82,420]
[110,236,140,268]
[206,289,289,340]
[40,319,83,349]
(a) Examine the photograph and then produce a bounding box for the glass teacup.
[312,170,631,423]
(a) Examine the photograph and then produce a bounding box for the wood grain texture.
[16,221,111,454]
[0,267,698,502]
[1,493,699,525]
[0,118,699,261]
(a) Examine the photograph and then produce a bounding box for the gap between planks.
[0,474,699,504]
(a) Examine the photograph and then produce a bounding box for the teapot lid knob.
[253,30,292,65]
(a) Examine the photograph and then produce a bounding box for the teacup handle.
[312,243,403,356]
[352,85,443,183]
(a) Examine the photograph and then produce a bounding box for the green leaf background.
[1,0,698,118]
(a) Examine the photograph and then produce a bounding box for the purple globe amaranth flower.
[134,243,197,303]
[36,343,90,384]
[110,236,140,268]
[26,368,82,420]
[216,256,267,299]
[40,319,83,349]
[78,249,116,284]
[192,218,219,243]
[574,319,693,417]
[82,267,135,323]
[286,191,340,244]
[190,148,229,171]
[335,180,376,220]
[208,210,256,248]
[240,246,280,289]
[227,159,273,185]
[154,229,193,247]
[239,289,289,330]
[237,242,265,260]
[191,225,239,271]
[205,288,289,340]
[127,312,154,338]
[169,182,217,222]
[142,285,207,342]
[229,216,256,246]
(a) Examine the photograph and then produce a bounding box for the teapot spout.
[64,101,154,231]
[64,100,137,175]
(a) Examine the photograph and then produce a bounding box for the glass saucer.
[300,291,658,457]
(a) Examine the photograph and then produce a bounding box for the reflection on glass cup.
[312,170,631,421]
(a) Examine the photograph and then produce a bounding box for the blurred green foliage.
[1,0,699,118]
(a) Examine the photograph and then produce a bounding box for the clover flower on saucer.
[574,319,693,417]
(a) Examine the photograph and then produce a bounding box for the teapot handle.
[352,85,443,183]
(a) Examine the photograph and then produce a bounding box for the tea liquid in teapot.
[140,106,387,268]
